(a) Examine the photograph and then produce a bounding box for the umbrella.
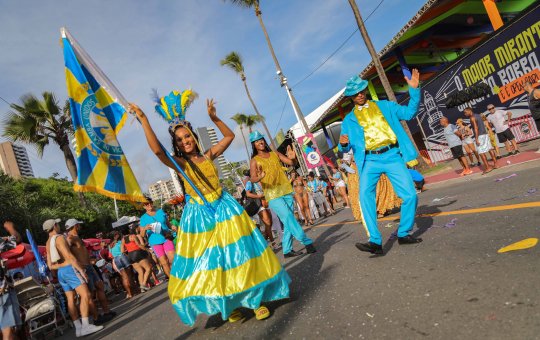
[26,229,49,277]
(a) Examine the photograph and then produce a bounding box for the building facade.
[0,142,34,178]
[148,179,180,203]
[195,126,231,179]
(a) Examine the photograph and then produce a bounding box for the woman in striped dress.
[129,91,290,326]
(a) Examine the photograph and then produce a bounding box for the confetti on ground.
[366,313,374,318]
[385,222,395,228]
[525,188,538,196]
[494,173,517,182]
[444,218,458,228]
[432,196,456,202]
[498,238,538,253]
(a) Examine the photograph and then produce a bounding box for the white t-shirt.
[487,110,509,133]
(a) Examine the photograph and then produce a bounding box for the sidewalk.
[424,139,540,185]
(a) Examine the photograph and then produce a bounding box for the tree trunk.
[242,79,277,150]
[60,142,87,207]
[347,0,429,169]
[239,126,251,162]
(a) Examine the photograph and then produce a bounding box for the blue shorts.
[0,290,22,329]
[84,265,102,291]
[113,254,131,271]
[57,265,85,292]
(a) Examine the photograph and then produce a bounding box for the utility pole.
[347,0,429,169]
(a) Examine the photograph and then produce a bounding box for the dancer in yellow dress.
[129,90,290,326]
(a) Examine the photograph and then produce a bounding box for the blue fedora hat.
[249,130,266,143]
[344,75,369,96]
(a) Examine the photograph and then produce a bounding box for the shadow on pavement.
[202,222,350,333]
[246,222,351,338]
[381,200,457,255]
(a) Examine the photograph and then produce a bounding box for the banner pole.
[61,27,214,212]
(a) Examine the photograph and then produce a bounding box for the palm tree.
[231,113,265,161]
[231,113,252,161]
[221,51,277,150]
[347,0,428,169]
[226,0,310,133]
[3,92,87,203]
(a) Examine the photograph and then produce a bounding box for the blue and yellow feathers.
[152,89,198,122]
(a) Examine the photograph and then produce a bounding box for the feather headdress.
[152,88,198,132]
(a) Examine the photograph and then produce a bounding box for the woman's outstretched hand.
[286,145,296,160]
[128,103,146,120]
[207,98,218,121]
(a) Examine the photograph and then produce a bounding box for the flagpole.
[61,27,214,212]
[113,198,119,220]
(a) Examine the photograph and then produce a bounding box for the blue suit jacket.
[338,87,421,170]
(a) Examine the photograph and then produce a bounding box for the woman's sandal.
[228,309,243,323]
[255,306,270,320]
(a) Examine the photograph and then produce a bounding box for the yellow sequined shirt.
[354,101,397,150]
[183,158,222,203]
[254,152,293,201]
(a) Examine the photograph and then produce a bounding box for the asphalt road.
[62,159,540,340]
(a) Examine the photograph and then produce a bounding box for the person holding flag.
[128,90,291,326]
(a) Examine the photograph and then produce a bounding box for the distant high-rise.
[148,179,180,203]
[195,127,231,179]
[0,142,34,178]
[169,167,183,195]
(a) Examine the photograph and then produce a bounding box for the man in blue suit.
[339,69,422,255]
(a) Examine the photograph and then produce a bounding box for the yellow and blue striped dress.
[168,158,291,326]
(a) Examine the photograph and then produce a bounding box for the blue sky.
[0,0,425,189]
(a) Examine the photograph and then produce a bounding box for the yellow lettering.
[494,46,509,68]
[515,33,529,55]
[522,28,537,50]
[505,39,521,62]
[462,69,473,87]
[482,55,495,75]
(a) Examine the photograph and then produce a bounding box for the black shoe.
[355,242,383,255]
[397,235,423,245]
[284,250,304,258]
[305,244,317,254]
[105,311,117,319]
[514,150,520,154]
[476,162,481,167]
[507,152,515,156]
[496,156,502,160]
[94,315,105,325]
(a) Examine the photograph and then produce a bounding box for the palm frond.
[231,113,248,125]
[225,0,258,8]
[220,51,244,74]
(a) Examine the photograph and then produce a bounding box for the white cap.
[65,218,83,229]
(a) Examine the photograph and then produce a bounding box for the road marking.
[313,201,540,228]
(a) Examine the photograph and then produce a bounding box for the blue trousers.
[268,194,313,254]
[359,148,418,245]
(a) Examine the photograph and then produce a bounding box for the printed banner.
[297,133,324,169]
[407,4,540,155]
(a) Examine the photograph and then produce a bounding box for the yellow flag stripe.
[65,68,88,104]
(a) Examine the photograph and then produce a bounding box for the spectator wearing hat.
[250,130,316,257]
[339,69,423,256]
[139,198,174,278]
[486,105,520,156]
[44,219,103,337]
[65,219,115,325]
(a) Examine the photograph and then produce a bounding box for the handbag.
[148,213,174,241]
[241,189,262,217]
